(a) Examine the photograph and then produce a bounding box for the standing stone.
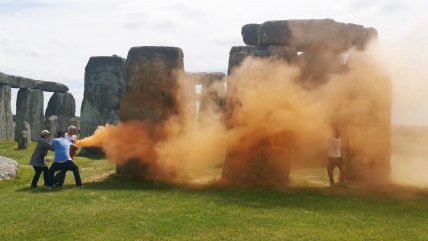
[185,72,226,118]
[17,131,30,149]
[223,19,388,185]
[68,117,80,132]
[17,121,31,149]
[45,92,76,133]
[222,132,295,184]
[242,24,260,45]
[192,73,226,115]
[80,56,125,138]
[44,115,60,138]
[0,84,14,141]
[118,46,184,176]
[297,51,348,86]
[15,88,44,141]
[181,73,198,119]
[226,45,297,126]
[119,46,184,123]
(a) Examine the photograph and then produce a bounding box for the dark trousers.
[327,157,345,184]
[48,161,82,187]
[31,165,48,187]
[54,171,67,186]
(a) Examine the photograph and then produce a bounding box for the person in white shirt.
[327,127,347,187]
[65,125,77,142]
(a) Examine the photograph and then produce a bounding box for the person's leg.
[31,166,42,188]
[54,170,67,187]
[42,165,49,186]
[338,157,347,185]
[327,158,335,185]
[47,162,61,187]
[64,161,82,187]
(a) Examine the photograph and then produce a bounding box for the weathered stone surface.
[36,81,69,92]
[188,72,226,114]
[0,84,14,141]
[297,51,349,85]
[80,56,125,138]
[228,45,297,74]
[45,92,76,132]
[44,115,60,137]
[258,19,377,52]
[222,132,295,184]
[179,73,197,119]
[226,45,297,130]
[17,131,29,149]
[0,72,68,92]
[45,92,75,117]
[68,117,80,131]
[0,156,19,180]
[17,121,31,149]
[15,88,44,141]
[119,46,184,123]
[185,72,225,85]
[241,24,260,45]
[118,46,184,175]
[0,72,38,89]
[184,72,226,117]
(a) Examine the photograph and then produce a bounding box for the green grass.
[1,141,428,241]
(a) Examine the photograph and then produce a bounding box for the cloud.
[0,30,14,44]
[122,11,149,30]
[349,0,405,16]
[0,0,427,125]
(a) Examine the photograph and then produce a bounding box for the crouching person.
[47,131,83,188]
[53,125,79,186]
[30,130,53,188]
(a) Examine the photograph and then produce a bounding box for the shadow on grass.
[14,173,428,212]
[76,147,106,160]
[78,174,428,209]
[15,184,85,193]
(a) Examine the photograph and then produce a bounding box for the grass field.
[1,141,428,241]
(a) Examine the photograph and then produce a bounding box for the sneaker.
[30,185,37,189]
[339,181,348,188]
[46,186,52,190]
[77,185,84,188]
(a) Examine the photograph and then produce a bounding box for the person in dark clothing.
[29,130,53,188]
[47,131,82,188]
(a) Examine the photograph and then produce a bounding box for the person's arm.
[42,139,54,151]
[71,143,79,150]
[51,140,56,152]
[47,142,54,151]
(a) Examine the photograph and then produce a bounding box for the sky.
[0,0,427,125]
